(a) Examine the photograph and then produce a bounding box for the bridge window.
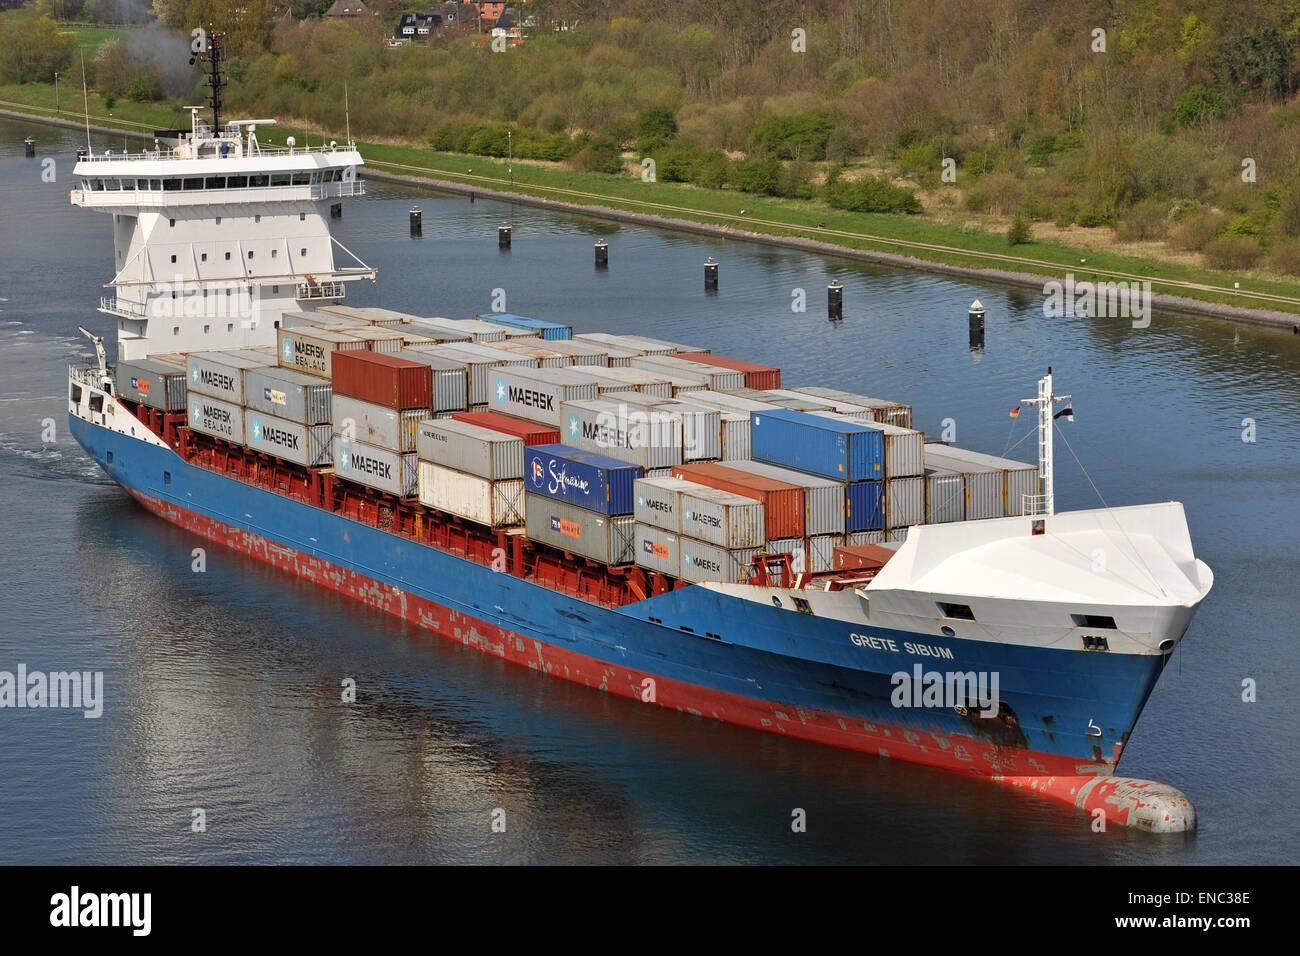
[291,172,310,185]
[105,178,119,190]
[1072,613,1117,630]
[205,176,225,189]
[271,173,291,186]
[182,177,203,190]
[938,602,976,621]
[163,179,181,191]
[254,215,261,223]
[249,174,268,187]
[247,251,254,259]
[227,175,247,188]
[150,179,161,190]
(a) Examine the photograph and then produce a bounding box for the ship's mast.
[190,29,225,132]
[1019,369,1072,516]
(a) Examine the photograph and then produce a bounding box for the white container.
[524,495,635,565]
[187,350,272,404]
[245,412,332,467]
[559,398,683,470]
[722,459,846,535]
[807,533,843,573]
[925,467,965,523]
[333,394,428,453]
[187,391,244,443]
[277,327,366,378]
[719,411,751,461]
[488,366,601,428]
[634,476,697,533]
[885,475,926,529]
[634,523,681,577]
[679,537,760,585]
[418,461,524,527]
[333,437,417,497]
[678,486,766,549]
[415,418,524,481]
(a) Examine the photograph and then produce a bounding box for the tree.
[0,14,78,85]
[1007,213,1031,246]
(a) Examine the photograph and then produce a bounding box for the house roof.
[326,0,371,16]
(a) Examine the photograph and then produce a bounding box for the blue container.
[525,444,643,515]
[846,480,884,532]
[478,313,573,341]
[750,409,884,481]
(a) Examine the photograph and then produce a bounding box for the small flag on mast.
[1053,404,1074,422]
[1009,406,1021,418]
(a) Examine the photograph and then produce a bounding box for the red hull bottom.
[128,488,1196,833]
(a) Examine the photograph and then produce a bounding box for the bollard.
[704,256,719,291]
[828,280,843,320]
[595,239,608,268]
[410,205,422,237]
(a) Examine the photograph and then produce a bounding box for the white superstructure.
[70,108,375,361]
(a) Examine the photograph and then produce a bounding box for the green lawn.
[4,80,1300,317]
[62,26,124,53]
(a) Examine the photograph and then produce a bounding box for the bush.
[750,111,836,160]
[1203,236,1263,271]
[962,172,1024,215]
[1076,204,1116,228]
[574,134,625,174]
[732,156,783,195]
[1116,200,1171,241]
[1168,210,1226,251]
[1268,238,1300,275]
[1054,198,1081,227]
[636,106,678,155]
[1174,85,1225,128]
[1007,213,1031,246]
[822,170,922,213]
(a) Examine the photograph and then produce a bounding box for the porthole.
[940,625,956,637]
[771,596,782,608]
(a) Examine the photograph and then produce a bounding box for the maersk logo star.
[496,379,506,401]
[190,365,198,382]
[568,414,580,438]
[251,419,261,441]
[282,340,292,360]
[340,447,350,469]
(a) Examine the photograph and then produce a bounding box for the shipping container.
[807,534,842,573]
[719,411,751,461]
[810,411,925,477]
[924,447,1004,520]
[524,495,635,566]
[399,321,473,344]
[279,310,358,331]
[887,528,909,543]
[846,479,885,532]
[489,341,571,368]
[333,394,429,454]
[634,476,696,533]
[277,327,366,378]
[488,366,601,428]
[415,418,523,481]
[187,391,244,444]
[245,411,332,467]
[675,389,783,414]
[679,486,766,549]
[332,350,433,411]
[498,338,612,367]
[114,358,187,411]
[885,475,926,529]
[671,462,805,539]
[409,343,536,406]
[577,366,673,398]
[243,366,332,425]
[417,461,524,527]
[720,459,846,536]
[477,313,573,341]
[926,445,1037,518]
[187,350,271,404]
[832,543,896,572]
[677,538,757,585]
[525,443,644,516]
[572,332,669,356]
[790,386,913,429]
[925,467,965,524]
[750,408,884,481]
[607,393,720,462]
[451,411,560,447]
[331,326,405,354]
[333,436,418,497]
[674,352,781,389]
[315,304,415,327]
[395,350,469,413]
[630,336,709,354]
[634,523,681,578]
[411,317,509,342]
[768,537,807,573]
[845,530,887,547]
[630,355,745,390]
[559,398,683,470]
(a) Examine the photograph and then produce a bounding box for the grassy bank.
[6,81,1300,318]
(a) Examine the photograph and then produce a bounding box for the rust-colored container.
[332,350,432,411]
[675,352,781,390]
[453,410,561,447]
[671,462,804,539]
[832,543,896,572]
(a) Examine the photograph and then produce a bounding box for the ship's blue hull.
[70,413,1167,776]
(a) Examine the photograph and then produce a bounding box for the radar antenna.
[188,29,225,132]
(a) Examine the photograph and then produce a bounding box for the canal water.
[0,116,1295,864]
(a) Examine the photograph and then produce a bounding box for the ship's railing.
[1021,493,1048,516]
[77,141,358,162]
[69,363,110,391]
[100,296,148,318]
[311,180,365,199]
[296,281,346,300]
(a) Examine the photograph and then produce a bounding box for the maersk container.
[631,355,745,391]
[245,412,332,468]
[277,327,366,379]
[750,408,884,481]
[395,350,469,413]
[679,538,759,585]
[332,350,433,411]
[885,475,926,530]
[418,461,524,527]
[634,523,681,578]
[792,386,913,429]
[489,366,600,428]
[634,476,696,533]
[525,443,643,516]
[719,411,750,461]
[525,495,635,566]
[560,398,683,470]
[410,343,536,406]
[187,391,244,444]
[243,366,332,425]
[671,462,804,539]
[451,410,560,447]
[333,394,429,454]
[674,352,781,389]
[720,459,845,536]
[807,534,842,573]
[333,436,418,498]
[607,393,719,462]
[416,418,523,481]
[845,479,885,532]
[679,486,765,549]
[579,366,673,398]
[114,358,187,412]
[845,530,886,547]
[478,313,573,341]
[924,447,1004,520]
[187,351,270,404]
[925,467,965,524]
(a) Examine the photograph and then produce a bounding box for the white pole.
[1040,370,1054,516]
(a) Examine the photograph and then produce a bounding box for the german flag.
[1009,406,1021,418]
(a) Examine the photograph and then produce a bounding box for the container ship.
[64,46,1213,833]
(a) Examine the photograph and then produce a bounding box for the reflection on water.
[0,116,1295,864]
